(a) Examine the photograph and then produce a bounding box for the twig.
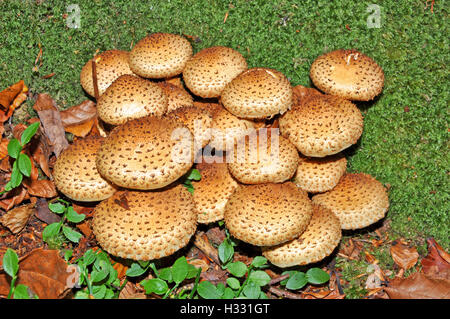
[193,231,221,265]
[269,273,290,286]
[268,287,303,299]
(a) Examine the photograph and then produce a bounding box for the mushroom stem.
[91,59,100,100]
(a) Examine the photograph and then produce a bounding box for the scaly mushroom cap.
[224,182,313,246]
[92,186,197,261]
[208,106,255,151]
[96,116,194,190]
[262,204,342,267]
[129,33,193,78]
[221,68,293,119]
[228,129,299,184]
[80,49,134,97]
[312,173,389,230]
[53,136,118,202]
[294,153,347,193]
[292,84,322,106]
[156,81,194,112]
[96,74,168,125]
[167,106,213,148]
[279,94,363,157]
[310,49,384,101]
[193,158,239,224]
[183,46,248,98]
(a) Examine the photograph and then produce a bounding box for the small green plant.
[1,122,40,194]
[42,199,85,247]
[182,168,201,194]
[127,256,202,299]
[2,248,36,299]
[73,249,125,299]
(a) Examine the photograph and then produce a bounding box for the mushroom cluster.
[54,33,389,267]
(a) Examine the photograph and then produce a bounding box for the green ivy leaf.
[186,168,201,181]
[251,256,268,268]
[3,248,19,278]
[92,284,107,299]
[42,222,62,242]
[17,153,31,177]
[48,202,65,214]
[62,226,82,243]
[242,281,260,299]
[226,261,247,278]
[171,256,189,284]
[65,206,86,223]
[218,238,234,265]
[82,249,96,266]
[306,268,330,285]
[222,287,236,299]
[20,122,40,146]
[248,270,271,287]
[13,284,31,299]
[90,269,108,283]
[126,262,147,277]
[286,272,307,290]
[158,267,173,282]
[197,281,222,299]
[10,161,23,188]
[226,277,241,290]
[7,138,21,159]
[141,278,169,295]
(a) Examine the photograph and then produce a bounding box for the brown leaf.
[34,197,61,224]
[421,238,450,280]
[385,272,450,299]
[0,186,28,211]
[23,179,57,198]
[60,100,97,137]
[0,248,72,299]
[29,132,52,178]
[390,240,419,271]
[0,203,35,234]
[0,81,28,122]
[32,93,69,157]
[0,139,9,159]
[119,281,146,299]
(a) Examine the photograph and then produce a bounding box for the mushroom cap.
[183,46,247,98]
[207,106,255,151]
[292,84,322,106]
[193,158,239,224]
[92,186,197,261]
[167,105,213,148]
[156,81,194,112]
[310,49,384,101]
[228,129,299,184]
[279,94,363,157]
[53,136,118,202]
[80,49,134,97]
[224,182,313,246]
[129,33,193,78]
[221,67,293,119]
[262,204,342,267]
[294,153,347,193]
[97,74,168,125]
[312,173,389,230]
[96,116,194,190]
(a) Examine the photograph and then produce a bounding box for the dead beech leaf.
[119,281,146,299]
[390,240,419,271]
[385,272,450,299]
[60,100,97,137]
[187,258,209,272]
[32,93,69,157]
[0,186,28,211]
[23,179,57,198]
[0,247,72,299]
[0,80,28,122]
[35,197,61,224]
[0,203,35,234]
[0,139,9,159]
[421,238,450,280]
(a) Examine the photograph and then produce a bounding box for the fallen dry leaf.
[421,238,450,281]
[390,240,419,272]
[60,100,97,137]
[385,272,450,299]
[119,281,146,299]
[0,139,9,159]
[0,80,28,122]
[0,202,35,234]
[23,179,57,198]
[32,93,69,157]
[0,248,72,299]
[34,197,61,225]
[0,186,28,211]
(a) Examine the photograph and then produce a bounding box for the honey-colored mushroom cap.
[192,158,239,224]
[294,153,347,193]
[228,129,299,184]
[53,136,118,201]
[156,81,194,112]
[224,182,313,246]
[279,94,363,157]
[96,116,194,190]
[97,74,168,125]
[310,49,384,101]
[129,33,193,79]
[80,49,134,97]
[92,186,197,261]
[312,173,389,230]
[263,204,342,267]
[221,67,293,119]
[183,46,247,98]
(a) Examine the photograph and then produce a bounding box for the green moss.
[0,0,448,251]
